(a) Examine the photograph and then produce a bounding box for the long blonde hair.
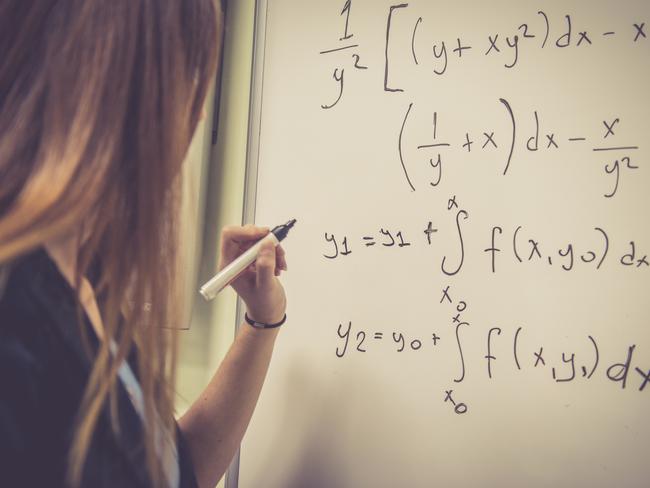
[0,0,221,485]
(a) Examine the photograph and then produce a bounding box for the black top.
[0,250,198,488]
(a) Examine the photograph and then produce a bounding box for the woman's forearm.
[178,324,280,488]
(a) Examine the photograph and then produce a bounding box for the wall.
[176,1,257,487]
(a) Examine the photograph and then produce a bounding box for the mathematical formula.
[322,195,649,274]
[335,285,650,413]
[310,2,649,418]
[318,2,646,197]
[319,3,647,103]
[397,102,640,197]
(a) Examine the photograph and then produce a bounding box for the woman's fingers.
[255,241,277,289]
[218,225,288,325]
[220,225,270,268]
[222,224,270,246]
[275,245,287,274]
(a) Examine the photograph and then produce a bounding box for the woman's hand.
[181,226,289,487]
[219,225,287,325]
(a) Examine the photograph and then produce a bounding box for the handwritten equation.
[309,2,649,420]
[318,2,646,196]
[319,2,648,104]
[335,285,650,413]
[323,196,649,274]
[397,102,640,197]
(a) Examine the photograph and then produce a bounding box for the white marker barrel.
[199,232,280,301]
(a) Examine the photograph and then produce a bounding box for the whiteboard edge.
[225,0,268,487]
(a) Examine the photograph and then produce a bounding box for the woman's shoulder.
[0,250,199,487]
[0,247,89,400]
[0,249,81,366]
[0,249,87,486]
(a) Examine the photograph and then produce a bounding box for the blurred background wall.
[176,2,256,486]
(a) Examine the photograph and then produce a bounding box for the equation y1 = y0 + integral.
[322,224,649,274]
[322,194,648,275]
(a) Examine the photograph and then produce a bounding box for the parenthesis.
[594,227,609,270]
[513,225,523,262]
[412,17,423,65]
[499,98,515,176]
[398,102,416,192]
[453,321,469,383]
[514,326,523,370]
[538,11,549,48]
[587,335,599,379]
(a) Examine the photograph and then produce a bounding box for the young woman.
[0,1,287,487]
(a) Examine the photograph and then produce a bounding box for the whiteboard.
[235,1,650,487]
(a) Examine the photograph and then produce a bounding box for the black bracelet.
[244,313,287,329]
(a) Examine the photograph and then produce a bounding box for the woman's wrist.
[244,295,286,326]
[244,306,286,326]
[244,312,286,329]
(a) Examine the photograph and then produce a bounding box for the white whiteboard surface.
[236,1,650,487]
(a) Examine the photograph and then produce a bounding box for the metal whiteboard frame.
[225,0,269,486]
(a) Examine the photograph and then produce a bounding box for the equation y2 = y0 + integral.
[335,320,650,396]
